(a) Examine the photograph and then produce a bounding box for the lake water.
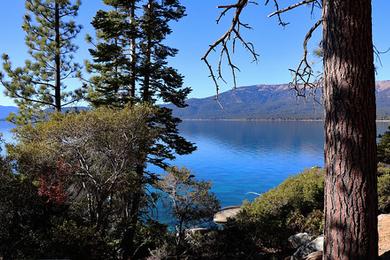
[1,120,389,208]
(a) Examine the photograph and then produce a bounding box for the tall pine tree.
[139,0,189,106]
[86,0,140,107]
[86,1,195,258]
[0,0,83,124]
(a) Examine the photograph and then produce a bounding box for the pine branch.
[1,78,54,107]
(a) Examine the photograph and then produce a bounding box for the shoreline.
[180,118,390,122]
[2,118,390,123]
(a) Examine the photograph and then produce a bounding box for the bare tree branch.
[202,0,259,105]
[268,0,318,19]
[289,19,323,99]
[374,45,390,68]
[205,0,323,103]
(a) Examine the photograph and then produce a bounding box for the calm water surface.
[1,120,389,208]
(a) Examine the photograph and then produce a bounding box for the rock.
[288,214,390,259]
[293,235,324,259]
[288,233,314,249]
[213,206,241,224]
[379,214,390,257]
[304,251,322,260]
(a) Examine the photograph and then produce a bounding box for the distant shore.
[181,118,390,122]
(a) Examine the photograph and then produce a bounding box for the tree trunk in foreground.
[323,0,378,259]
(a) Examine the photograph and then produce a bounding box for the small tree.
[9,105,161,257]
[0,0,83,124]
[159,167,220,255]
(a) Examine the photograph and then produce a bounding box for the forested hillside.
[166,80,390,120]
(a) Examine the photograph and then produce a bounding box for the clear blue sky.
[0,0,389,106]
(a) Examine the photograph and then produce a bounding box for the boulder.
[288,233,314,249]
[213,206,241,224]
[379,214,390,257]
[292,235,324,260]
[289,214,390,259]
[304,251,322,260]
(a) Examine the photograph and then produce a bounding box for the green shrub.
[237,168,325,249]
[378,163,390,176]
[379,174,390,213]
[236,166,390,250]
[378,128,390,164]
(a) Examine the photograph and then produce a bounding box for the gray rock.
[288,233,314,249]
[304,251,323,260]
[293,235,324,259]
[213,206,242,224]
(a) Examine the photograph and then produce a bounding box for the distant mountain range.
[0,106,87,121]
[165,80,390,120]
[2,81,390,120]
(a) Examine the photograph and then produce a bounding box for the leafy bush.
[378,127,390,164]
[237,168,325,249]
[379,174,390,213]
[235,166,390,251]
[4,105,168,259]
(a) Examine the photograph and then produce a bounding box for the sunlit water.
[1,120,389,209]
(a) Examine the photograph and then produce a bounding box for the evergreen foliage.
[236,166,390,251]
[0,0,83,124]
[6,105,166,259]
[85,0,195,172]
[86,0,141,107]
[379,171,390,213]
[238,168,325,249]
[85,3,195,256]
[378,127,390,164]
[159,167,220,254]
[86,0,190,108]
[138,0,189,105]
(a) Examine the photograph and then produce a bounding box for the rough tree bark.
[322,0,378,259]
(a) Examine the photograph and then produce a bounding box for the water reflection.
[1,120,389,207]
[174,121,389,206]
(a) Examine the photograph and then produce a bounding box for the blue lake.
[1,120,389,208]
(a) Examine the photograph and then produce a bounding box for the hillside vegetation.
[166,81,390,120]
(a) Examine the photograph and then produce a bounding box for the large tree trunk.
[322,0,378,259]
[54,1,62,112]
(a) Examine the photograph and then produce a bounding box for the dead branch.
[265,0,289,26]
[202,0,259,102]
[268,0,317,18]
[374,45,390,67]
[288,19,323,99]
[204,0,323,104]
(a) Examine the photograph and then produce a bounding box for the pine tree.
[86,0,140,107]
[87,1,195,258]
[0,0,83,124]
[139,0,189,106]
